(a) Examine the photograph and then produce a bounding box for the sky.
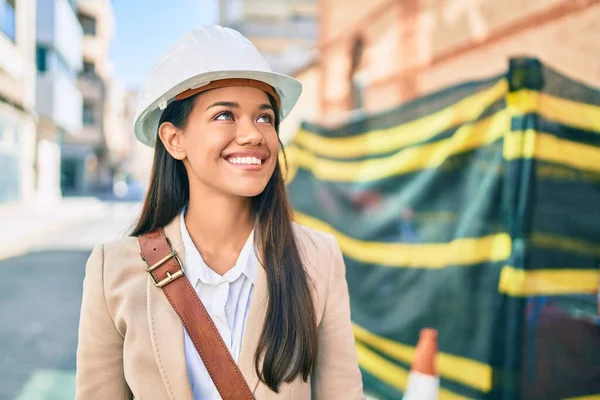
[110,0,219,90]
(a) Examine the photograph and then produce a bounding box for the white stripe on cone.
[403,370,440,400]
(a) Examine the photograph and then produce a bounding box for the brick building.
[287,0,600,130]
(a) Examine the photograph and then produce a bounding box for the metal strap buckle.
[146,251,185,288]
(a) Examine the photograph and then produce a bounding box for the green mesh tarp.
[284,58,600,400]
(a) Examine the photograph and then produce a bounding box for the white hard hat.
[133,25,303,147]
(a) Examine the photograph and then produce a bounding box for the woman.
[75,25,364,400]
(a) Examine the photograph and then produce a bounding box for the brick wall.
[420,3,600,94]
[316,0,600,120]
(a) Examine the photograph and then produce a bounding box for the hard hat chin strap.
[174,78,280,109]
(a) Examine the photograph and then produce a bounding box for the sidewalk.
[0,197,108,261]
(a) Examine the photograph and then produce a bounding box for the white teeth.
[227,156,262,165]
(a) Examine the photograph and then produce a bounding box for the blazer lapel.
[238,261,269,394]
[146,215,194,400]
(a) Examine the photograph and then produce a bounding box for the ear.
[158,122,186,160]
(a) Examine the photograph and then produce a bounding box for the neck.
[185,186,253,251]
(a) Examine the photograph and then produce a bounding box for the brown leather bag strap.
[138,228,254,400]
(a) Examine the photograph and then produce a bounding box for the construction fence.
[285,57,600,399]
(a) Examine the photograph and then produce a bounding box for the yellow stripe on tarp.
[565,394,600,400]
[294,86,600,161]
[293,211,511,268]
[353,324,492,392]
[287,130,600,185]
[279,156,298,184]
[287,110,508,182]
[504,130,600,173]
[498,265,599,296]
[356,341,470,400]
[356,341,410,391]
[294,80,508,159]
[507,90,600,134]
[284,165,298,184]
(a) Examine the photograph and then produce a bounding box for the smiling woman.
[75,26,365,400]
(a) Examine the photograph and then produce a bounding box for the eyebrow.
[259,103,274,112]
[205,101,274,112]
[205,101,238,110]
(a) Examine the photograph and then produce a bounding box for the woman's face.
[161,85,280,199]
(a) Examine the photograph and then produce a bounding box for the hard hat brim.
[133,70,302,148]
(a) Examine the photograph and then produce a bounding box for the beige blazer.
[75,215,365,399]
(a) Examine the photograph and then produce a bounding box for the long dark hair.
[131,93,318,391]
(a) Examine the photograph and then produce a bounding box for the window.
[83,61,95,74]
[349,36,365,110]
[60,157,79,192]
[78,13,97,36]
[350,36,364,72]
[0,152,20,203]
[0,0,16,42]
[36,46,48,73]
[83,101,95,125]
[351,77,365,110]
[37,46,75,78]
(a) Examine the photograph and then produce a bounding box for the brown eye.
[257,114,274,124]
[215,111,234,121]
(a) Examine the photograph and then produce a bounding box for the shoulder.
[85,235,146,286]
[102,236,143,265]
[82,235,152,337]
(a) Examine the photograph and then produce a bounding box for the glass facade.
[0,0,16,42]
[0,115,23,204]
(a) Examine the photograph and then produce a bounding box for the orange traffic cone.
[403,328,440,400]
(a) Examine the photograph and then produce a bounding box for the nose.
[236,119,264,146]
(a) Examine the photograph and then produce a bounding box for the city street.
[0,202,141,400]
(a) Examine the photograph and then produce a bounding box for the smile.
[226,156,263,165]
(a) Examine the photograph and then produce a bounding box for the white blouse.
[180,211,258,400]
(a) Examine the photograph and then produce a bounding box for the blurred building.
[218,0,318,75]
[58,0,117,196]
[310,0,600,123]
[0,0,37,205]
[122,89,153,190]
[279,59,320,144]
[35,0,83,201]
[104,79,131,171]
